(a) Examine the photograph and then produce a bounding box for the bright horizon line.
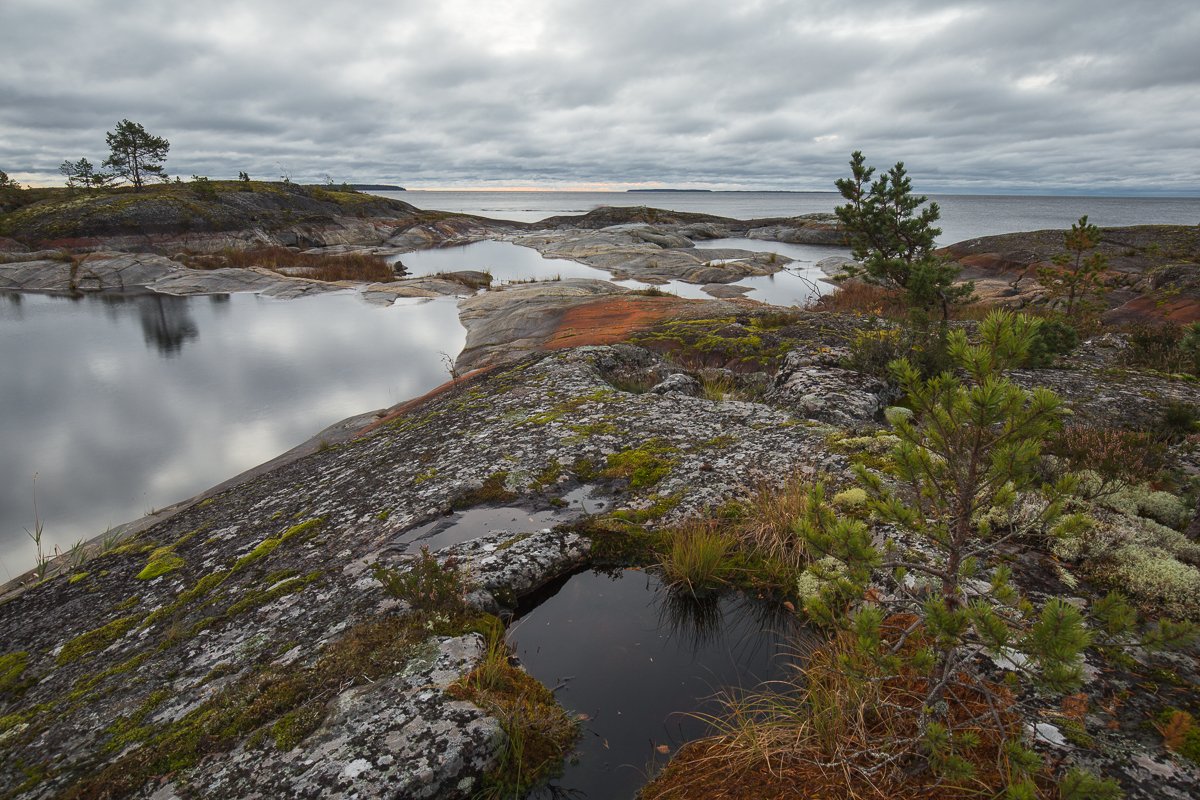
[11,177,1199,198]
[401,186,1200,198]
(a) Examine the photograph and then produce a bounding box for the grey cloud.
[0,0,1197,191]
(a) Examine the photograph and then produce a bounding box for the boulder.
[631,227,695,249]
[767,349,887,425]
[650,373,701,396]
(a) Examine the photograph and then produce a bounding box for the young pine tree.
[834,151,972,322]
[1036,216,1109,317]
[798,310,1092,792]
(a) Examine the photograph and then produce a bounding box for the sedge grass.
[659,522,736,596]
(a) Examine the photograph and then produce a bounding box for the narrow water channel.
[510,569,799,799]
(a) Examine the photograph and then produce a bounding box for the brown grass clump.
[809,281,907,319]
[809,280,1000,322]
[720,474,814,577]
[658,521,737,595]
[185,246,397,283]
[643,620,1042,800]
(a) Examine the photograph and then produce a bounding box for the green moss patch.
[631,317,796,370]
[452,471,518,509]
[0,651,29,693]
[57,615,141,666]
[525,388,616,425]
[603,438,678,489]
[137,549,185,581]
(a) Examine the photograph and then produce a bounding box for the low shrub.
[842,324,952,380]
[372,548,467,615]
[1156,401,1200,443]
[1124,322,1198,374]
[1046,426,1165,493]
[1025,317,1080,367]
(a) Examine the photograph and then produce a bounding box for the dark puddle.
[400,506,566,553]
[397,485,608,554]
[510,568,802,799]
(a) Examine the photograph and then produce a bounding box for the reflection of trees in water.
[1,291,22,318]
[83,292,200,355]
[136,294,199,355]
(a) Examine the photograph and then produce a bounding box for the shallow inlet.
[0,290,465,576]
[511,569,799,799]
[395,238,839,306]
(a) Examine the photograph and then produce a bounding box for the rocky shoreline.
[2,189,1199,798]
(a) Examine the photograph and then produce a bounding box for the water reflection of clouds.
[0,291,465,577]
[400,238,839,306]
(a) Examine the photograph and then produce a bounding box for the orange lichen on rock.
[540,296,700,350]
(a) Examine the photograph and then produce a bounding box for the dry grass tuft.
[809,281,907,319]
[721,475,814,576]
[643,622,1036,800]
[658,521,736,595]
[184,246,397,283]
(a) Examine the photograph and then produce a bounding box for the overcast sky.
[2,0,1198,193]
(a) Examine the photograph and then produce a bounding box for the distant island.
[626,188,712,192]
[350,183,406,191]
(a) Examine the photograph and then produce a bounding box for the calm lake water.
[384,190,1200,246]
[0,291,463,578]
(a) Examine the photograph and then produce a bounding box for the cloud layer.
[2,0,1198,192]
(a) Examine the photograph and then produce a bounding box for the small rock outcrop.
[649,372,702,396]
[939,224,1200,324]
[767,348,889,426]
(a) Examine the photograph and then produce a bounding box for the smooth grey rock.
[816,256,858,276]
[702,283,753,298]
[456,278,628,370]
[677,223,726,240]
[631,227,694,249]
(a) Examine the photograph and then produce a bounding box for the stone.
[649,373,701,396]
[630,227,695,249]
[767,349,888,425]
